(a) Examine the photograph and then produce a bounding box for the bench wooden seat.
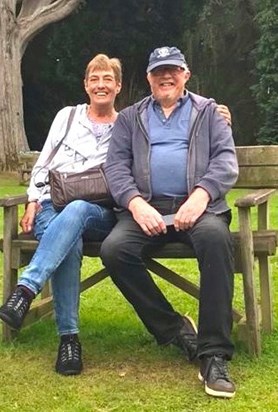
[1,145,278,356]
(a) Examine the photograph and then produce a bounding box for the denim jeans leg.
[51,238,83,335]
[18,199,115,294]
[18,199,116,335]
[51,202,116,336]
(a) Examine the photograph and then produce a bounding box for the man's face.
[147,65,191,106]
[84,69,121,107]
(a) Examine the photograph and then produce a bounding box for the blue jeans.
[18,199,116,335]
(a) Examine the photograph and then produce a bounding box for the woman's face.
[84,68,121,108]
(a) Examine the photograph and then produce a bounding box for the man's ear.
[184,71,191,84]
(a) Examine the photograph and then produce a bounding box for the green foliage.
[45,0,202,106]
[182,0,259,145]
[251,0,278,144]
[22,0,204,150]
[22,0,275,149]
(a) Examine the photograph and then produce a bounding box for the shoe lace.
[210,355,230,382]
[60,340,81,363]
[181,330,197,348]
[7,290,30,317]
[175,327,197,360]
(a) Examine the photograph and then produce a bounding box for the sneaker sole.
[183,314,198,334]
[198,372,235,398]
[55,361,83,376]
[56,368,83,376]
[0,311,21,330]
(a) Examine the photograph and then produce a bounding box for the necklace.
[89,118,113,141]
[86,105,117,123]
[86,105,115,141]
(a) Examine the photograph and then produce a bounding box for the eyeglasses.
[151,66,185,76]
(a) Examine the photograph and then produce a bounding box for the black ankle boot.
[55,335,83,376]
[0,286,34,330]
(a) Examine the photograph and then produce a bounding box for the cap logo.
[157,47,170,58]
[146,46,187,73]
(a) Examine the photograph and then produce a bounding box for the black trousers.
[101,198,235,359]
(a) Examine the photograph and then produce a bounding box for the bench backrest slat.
[235,146,278,189]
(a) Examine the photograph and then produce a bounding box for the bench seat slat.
[2,230,276,258]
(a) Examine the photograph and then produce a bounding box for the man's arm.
[104,111,142,208]
[105,110,167,236]
[174,105,238,230]
[194,105,238,202]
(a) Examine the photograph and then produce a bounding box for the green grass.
[0,174,278,411]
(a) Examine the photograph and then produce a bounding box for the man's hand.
[20,202,39,233]
[174,188,210,231]
[216,104,231,126]
[128,196,167,236]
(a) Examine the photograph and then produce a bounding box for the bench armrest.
[234,189,276,208]
[0,194,28,207]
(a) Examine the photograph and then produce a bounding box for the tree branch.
[18,0,84,56]
[18,0,54,19]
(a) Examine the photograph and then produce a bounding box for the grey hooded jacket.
[104,92,239,214]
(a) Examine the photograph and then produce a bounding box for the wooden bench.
[0,145,277,356]
[18,151,40,186]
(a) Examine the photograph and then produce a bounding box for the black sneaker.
[55,335,83,376]
[0,287,33,330]
[172,315,198,361]
[198,354,236,398]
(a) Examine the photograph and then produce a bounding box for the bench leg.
[2,206,19,342]
[258,253,273,333]
[257,203,273,333]
[238,207,261,356]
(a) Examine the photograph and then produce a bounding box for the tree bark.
[0,0,82,171]
[0,2,27,171]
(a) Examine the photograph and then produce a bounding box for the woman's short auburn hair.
[85,54,122,83]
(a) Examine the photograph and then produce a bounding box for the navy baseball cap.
[146,46,187,73]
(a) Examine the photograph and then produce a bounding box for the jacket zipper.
[136,110,153,201]
[187,106,208,194]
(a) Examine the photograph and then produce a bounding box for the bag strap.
[42,106,77,168]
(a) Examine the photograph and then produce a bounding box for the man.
[101,46,238,398]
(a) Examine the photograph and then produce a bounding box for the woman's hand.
[20,202,39,233]
[216,104,232,126]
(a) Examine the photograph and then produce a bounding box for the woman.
[0,54,122,376]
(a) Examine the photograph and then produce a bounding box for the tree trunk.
[0,4,29,171]
[0,0,83,171]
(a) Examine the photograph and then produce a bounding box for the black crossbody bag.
[37,108,114,211]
